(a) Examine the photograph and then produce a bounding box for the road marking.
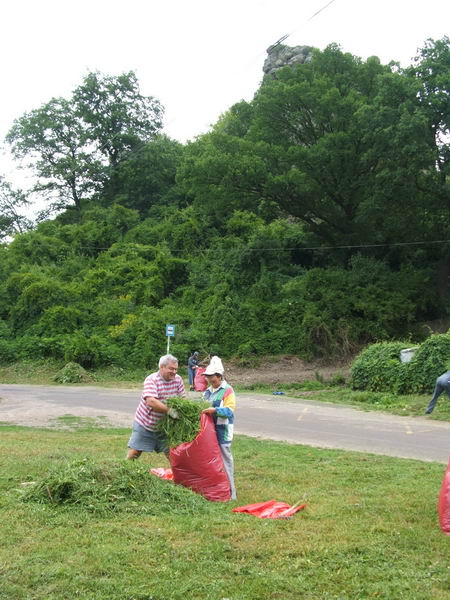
[297,408,309,421]
[405,424,413,435]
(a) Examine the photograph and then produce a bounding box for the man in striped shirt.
[127,354,185,460]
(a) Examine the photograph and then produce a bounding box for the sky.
[1,0,449,196]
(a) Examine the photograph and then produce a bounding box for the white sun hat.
[204,356,225,375]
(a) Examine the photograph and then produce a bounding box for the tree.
[6,98,104,211]
[409,37,450,188]
[183,47,432,246]
[101,135,184,214]
[6,71,164,213]
[0,176,32,239]
[73,71,163,167]
[406,38,450,302]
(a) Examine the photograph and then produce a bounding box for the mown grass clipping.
[156,396,210,448]
[19,457,217,515]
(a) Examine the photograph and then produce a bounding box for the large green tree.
[6,71,163,213]
[182,44,431,250]
[407,37,450,301]
[73,71,163,168]
[6,98,103,211]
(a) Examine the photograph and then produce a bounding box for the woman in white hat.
[202,356,237,500]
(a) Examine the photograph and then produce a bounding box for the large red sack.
[194,367,207,391]
[169,413,231,502]
[438,457,450,535]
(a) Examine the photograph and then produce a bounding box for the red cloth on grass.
[150,468,173,480]
[232,499,306,519]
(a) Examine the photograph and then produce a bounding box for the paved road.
[0,384,449,463]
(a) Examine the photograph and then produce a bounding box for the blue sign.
[166,324,175,337]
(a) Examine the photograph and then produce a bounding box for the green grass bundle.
[156,396,210,448]
[19,457,217,515]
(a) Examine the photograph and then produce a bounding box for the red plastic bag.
[169,413,231,502]
[194,367,207,391]
[438,457,450,535]
[232,499,306,519]
[150,468,174,480]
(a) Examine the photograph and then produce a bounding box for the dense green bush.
[0,338,18,364]
[351,334,450,394]
[350,341,407,392]
[63,333,123,369]
[404,334,450,393]
[15,335,64,360]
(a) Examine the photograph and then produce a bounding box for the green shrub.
[37,306,84,335]
[405,334,450,393]
[0,339,18,364]
[351,334,450,394]
[350,341,407,392]
[16,335,64,360]
[329,373,347,386]
[63,333,123,368]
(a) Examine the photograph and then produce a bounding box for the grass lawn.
[0,424,449,600]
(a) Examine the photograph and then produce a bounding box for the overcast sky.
[1,0,449,192]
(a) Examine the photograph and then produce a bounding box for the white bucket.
[400,347,418,363]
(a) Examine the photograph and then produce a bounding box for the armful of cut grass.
[156,396,211,448]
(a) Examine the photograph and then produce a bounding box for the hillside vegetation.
[1,39,450,370]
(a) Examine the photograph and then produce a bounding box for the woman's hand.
[202,407,216,414]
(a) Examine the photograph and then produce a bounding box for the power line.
[64,239,450,254]
[243,239,450,252]
[269,0,338,51]
[307,0,338,24]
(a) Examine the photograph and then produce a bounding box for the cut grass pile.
[157,396,210,447]
[20,457,218,516]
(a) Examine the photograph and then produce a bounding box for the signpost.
[165,324,175,353]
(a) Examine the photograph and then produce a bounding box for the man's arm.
[145,396,170,413]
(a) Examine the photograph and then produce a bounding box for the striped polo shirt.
[134,371,185,431]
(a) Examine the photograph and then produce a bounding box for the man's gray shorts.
[128,421,169,454]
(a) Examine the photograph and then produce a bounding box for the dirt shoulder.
[224,355,351,387]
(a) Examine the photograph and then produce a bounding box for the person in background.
[425,370,450,414]
[194,361,208,392]
[202,356,237,500]
[127,354,185,459]
[187,351,200,391]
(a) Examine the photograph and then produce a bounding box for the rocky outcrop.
[263,43,314,77]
